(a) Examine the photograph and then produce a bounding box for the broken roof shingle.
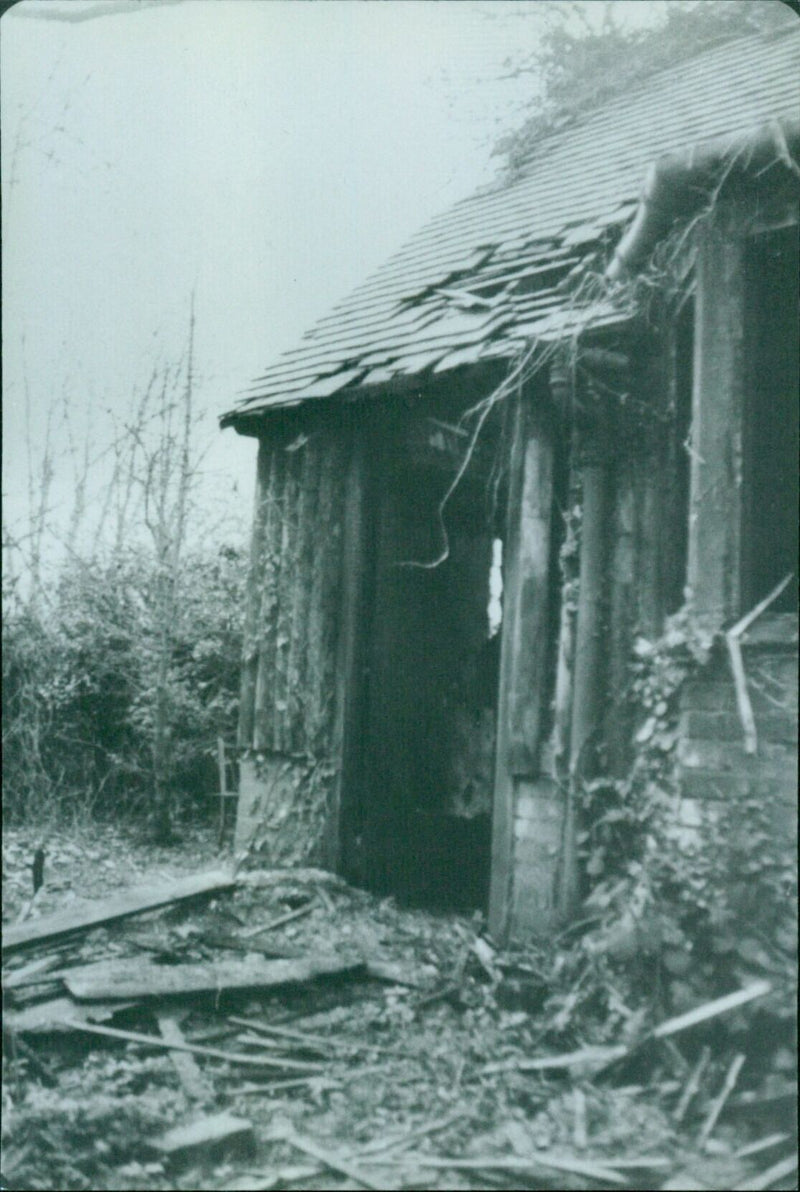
[222,27,800,426]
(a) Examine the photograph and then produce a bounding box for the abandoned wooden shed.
[221,25,799,942]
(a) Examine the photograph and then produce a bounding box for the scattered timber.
[3,869,235,954]
[63,1020,327,1072]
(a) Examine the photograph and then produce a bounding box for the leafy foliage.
[2,545,246,827]
[569,608,796,1040]
[496,1,795,177]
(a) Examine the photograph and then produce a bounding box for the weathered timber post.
[687,203,746,629]
[489,383,556,941]
[557,375,612,922]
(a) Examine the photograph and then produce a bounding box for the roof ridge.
[485,21,800,194]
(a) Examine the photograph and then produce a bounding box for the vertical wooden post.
[688,207,746,627]
[559,435,611,921]
[489,386,555,941]
[326,426,368,872]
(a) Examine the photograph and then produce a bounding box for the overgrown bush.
[1,544,246,828]
[563,608,797,1049]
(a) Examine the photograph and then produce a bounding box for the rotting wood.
[63,953,363,1001]
[63,1020,327,1071]
[157,1011,215,1105]
[3,869,234,954]
[149,1112,254,1160]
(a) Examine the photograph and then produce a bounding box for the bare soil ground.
[2,823,796,1191]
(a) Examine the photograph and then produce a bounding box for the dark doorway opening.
[742,226,799,612]
[345,426,502,910]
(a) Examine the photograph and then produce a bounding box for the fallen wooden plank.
[150,1112,253,1160]
[64,954,363,1001]
[368,1152,629,1185]
[64,1020,327,1071]
[652,981,771,1039]
[485,1044,627,1075]
[3,869,235,954]
[157,1011,215,1104]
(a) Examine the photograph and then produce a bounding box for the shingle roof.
[223,25,800,425]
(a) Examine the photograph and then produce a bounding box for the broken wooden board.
[3,869,234,954]
[64,954,363,1001]
[149,1112,254,1161]
[3,996,137,1035]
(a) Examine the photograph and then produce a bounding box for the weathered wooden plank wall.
[234,423,350,862]
[244,430,347,756]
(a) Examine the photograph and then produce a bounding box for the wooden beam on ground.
[3,870,234,954]
[63,953,364,1001]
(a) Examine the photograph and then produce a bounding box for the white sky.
[1,0,668,567]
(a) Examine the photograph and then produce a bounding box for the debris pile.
[2,844,797,1191]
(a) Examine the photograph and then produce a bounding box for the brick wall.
[678,634,798,847]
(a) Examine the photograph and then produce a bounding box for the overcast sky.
[1,0,664,567]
